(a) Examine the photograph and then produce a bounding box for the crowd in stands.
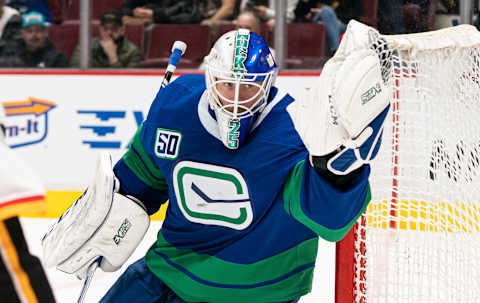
[0,0,473,69]
[70,10,142,68]
[0,9,67,67]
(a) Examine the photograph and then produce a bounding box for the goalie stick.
[161,41,187,89]
[76,257,101,303]
[75,40,187,303]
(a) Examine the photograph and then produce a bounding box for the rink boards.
[0,70,317,219]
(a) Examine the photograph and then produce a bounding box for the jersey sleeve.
[283,158,371,242]
[114,76,195,214]
[114,123,169,215]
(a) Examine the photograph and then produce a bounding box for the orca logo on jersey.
[172,161,253,230]
[155,128,182,160]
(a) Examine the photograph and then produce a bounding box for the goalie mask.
[204,29,277,149]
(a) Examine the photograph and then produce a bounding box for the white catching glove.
[287,20,392,175]
[41,152,150,279]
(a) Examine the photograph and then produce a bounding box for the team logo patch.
[173,161,253,230]
[154,128,182,159]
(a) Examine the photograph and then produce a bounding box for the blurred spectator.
[334,0,362,25]
[294,0,315,22]
[201,0,239,26]
[46,0,64,24]
[70,10,142,68]
[437,0,458,14]
[1,13,21,41]
[121,0,160,26]
[377,0,405,34]
[233,9,260,33]
[0,0,19,38]
[121,0,207,25]
[240,0,298,30]
[307,0,345,54]
[5,0,58,24]
[0,11,68,67]
[235,9,275,55]
[294,0,359,53]
[378,0,434,34]
[403,0,435,33]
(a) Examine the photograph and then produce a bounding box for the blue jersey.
[114,74,371,303]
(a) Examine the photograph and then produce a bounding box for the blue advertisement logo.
[78,110,144,149]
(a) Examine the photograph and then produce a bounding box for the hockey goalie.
[42,21,391,303]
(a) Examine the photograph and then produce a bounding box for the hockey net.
[336,24,480,303]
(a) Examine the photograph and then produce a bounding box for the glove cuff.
[311,152,366,190]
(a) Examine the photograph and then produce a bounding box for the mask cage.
[205,63,275,120]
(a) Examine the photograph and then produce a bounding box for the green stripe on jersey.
[145,233,317,302]
[122,125,168,191]
[283,159,371,242]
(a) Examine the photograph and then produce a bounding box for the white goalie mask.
[204,29,277,149]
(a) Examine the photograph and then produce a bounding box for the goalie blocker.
[41,153,150,279]
[287,20,391,178]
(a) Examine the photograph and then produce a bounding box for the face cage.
[205,64,275,120]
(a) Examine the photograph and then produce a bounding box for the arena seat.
[47,0,66,24]
[48,24,146,60]
[47,24,80,59]
[140,24,211,69]
[287,23,326,57]
[358,0,379,28]
[266,23,326,69]
[216,23,235,40]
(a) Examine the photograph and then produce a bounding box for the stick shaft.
[76,257,101,303]
[161,70,174,88]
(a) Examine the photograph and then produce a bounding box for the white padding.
[287,21,389,157]
[57,193,150,278]
[42,152,117,268]
[334,49,389,138]
[287,59,347,157]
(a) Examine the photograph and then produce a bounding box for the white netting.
[350,24,480,303]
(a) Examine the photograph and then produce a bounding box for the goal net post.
[336,21,480,303]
